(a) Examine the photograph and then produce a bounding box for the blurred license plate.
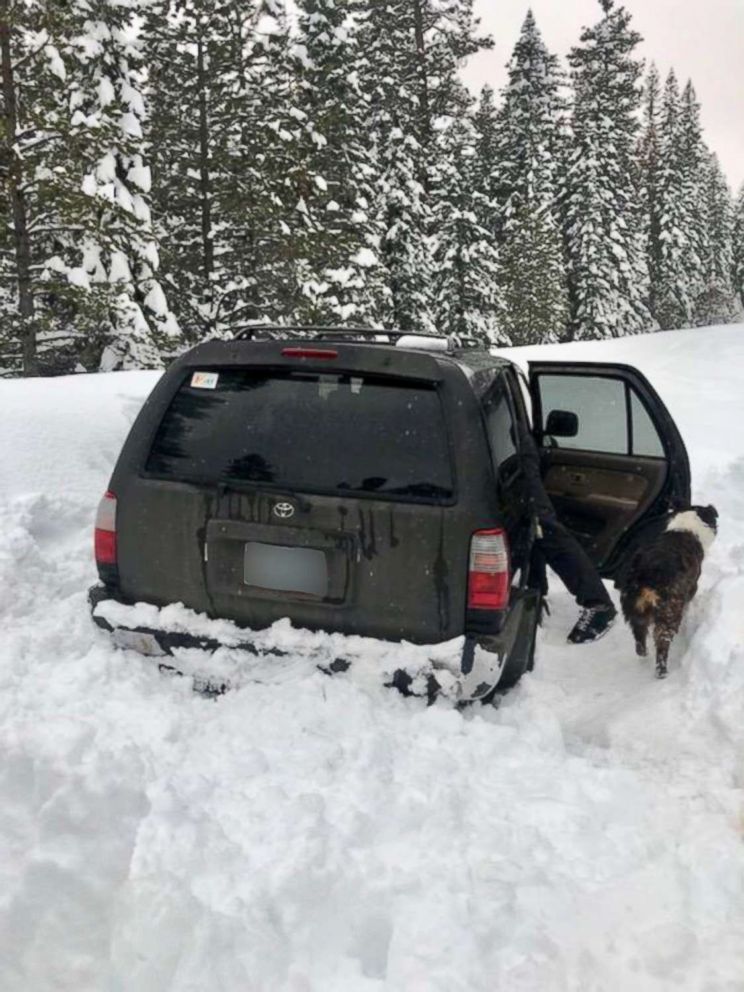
[243,542,328,597]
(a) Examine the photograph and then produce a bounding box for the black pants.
[535,514,612,608]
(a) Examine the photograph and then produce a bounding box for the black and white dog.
[619,505,718,679]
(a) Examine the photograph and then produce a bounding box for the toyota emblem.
[273,501,295,520]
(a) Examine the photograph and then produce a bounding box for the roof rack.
[232,324,483,351]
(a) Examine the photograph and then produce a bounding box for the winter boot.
[567,603,617,644]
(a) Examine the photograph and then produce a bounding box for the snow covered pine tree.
[0,0,180,373]
[145,0,300,341]
[563,0,651,340]
[291,0,382,325]
[360,0,490,332]
[733,185,744,313]
[69,0,180,369]
[493,10,569,345]
[638,63,664,323]
[695,152,738,326]
[652,70,696,329]
[1,0,178,372]
[431,85,500,342]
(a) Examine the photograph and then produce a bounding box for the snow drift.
[1,325,744,991]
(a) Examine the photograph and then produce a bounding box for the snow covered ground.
[1,325,744,991]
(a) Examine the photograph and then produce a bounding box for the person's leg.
[538,515,612,607]
[537,515,616,643]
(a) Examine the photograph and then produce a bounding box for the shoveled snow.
[1,325,744,990]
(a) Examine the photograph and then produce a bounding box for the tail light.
[281,347,338,360]
[467,529,510,610]
[94,490,117,566]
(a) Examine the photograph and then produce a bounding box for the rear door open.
[528,361,690,577]
[138,350,467,644]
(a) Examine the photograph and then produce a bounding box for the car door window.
[539,375,627,453]
[630,390,665,457]
[482,374,531,576]
[483,380,518,476]
[537,374,665,458]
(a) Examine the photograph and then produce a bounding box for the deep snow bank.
[1,326,744,992]
[1,369,160,502]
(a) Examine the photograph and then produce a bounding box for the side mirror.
[545,409,579,438]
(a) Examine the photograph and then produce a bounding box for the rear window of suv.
[145,369,455,502]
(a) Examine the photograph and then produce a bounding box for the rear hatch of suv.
[107,341,496,645]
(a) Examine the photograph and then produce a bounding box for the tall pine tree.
[676,80,708,314]
[638,63,663,321]
[360,0,490,331]
[695,152,737,325]
[431,89,500,341]
[472,85,500,232]
[0,0,64,373]
[358,1,433,329]
[1,0,175,372]
[733,184,744,312]
[145,0,302,340]
[493,10,568,344]
[70,0,180,369]
[653,69,695,328]
[564,0,651,339]
[291,0,382,324]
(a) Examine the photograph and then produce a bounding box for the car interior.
[534,372,669,567]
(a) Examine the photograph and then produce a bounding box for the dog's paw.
[655,667,668,680]
[635,641,648,658]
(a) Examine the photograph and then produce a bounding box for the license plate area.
[243,542,328,597]
[206,518,351,605]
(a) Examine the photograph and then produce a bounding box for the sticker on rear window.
[191,371,219,390]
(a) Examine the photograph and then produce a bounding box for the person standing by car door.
[515,418,617,643]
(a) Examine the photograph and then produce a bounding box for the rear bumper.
[89,584,280,659]
[88,585,513,701]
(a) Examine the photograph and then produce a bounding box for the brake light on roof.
[281,347,338,360]
[467,529,510,610]
[94,491,117,565]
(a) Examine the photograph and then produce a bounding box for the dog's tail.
[635,587,660,613]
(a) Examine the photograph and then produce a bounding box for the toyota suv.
[89,326,690,700]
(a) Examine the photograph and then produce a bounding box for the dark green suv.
[90,327,690,699]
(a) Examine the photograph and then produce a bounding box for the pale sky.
[462,0,744,192]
